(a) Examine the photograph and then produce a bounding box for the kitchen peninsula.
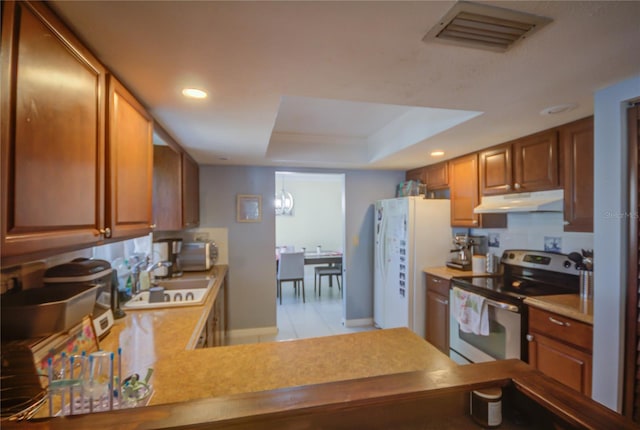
[5,267,630,428]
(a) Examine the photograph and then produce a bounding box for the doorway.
[275,171,347,339]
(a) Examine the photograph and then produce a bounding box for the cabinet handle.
[514,183,521,190]
[149,224,157,229]
[563,220,570,225]
[435,298,449,305]
[505,184,511,191]
[99,227,112,238]
[432,278,441,283]
[548,316,570,327]
[526,334,534,342]
[472,220,478,225]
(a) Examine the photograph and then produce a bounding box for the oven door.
[449,289,521,364]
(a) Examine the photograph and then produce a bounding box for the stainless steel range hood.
[473,189,564,214]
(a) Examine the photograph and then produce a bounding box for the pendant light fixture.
[275,177,294,216]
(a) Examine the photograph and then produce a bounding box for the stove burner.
[451,250,580,303]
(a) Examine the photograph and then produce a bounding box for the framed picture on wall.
[237,194,262,223]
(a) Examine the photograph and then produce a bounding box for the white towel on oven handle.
[452,287,489,336]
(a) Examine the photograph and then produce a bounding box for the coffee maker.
[446,234,484,271]
[153,238,183,278]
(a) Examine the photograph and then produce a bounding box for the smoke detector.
[423,1,552,52]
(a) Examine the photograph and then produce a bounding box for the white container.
[470,387,502,428]
[472,255,486,273]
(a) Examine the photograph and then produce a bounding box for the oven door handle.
[483,297,519,313]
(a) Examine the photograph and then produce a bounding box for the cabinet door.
[425,275,449,354]
[153,145,182,230]
[449,154,480,227]
[426,290,449,354]
[405,167,425,184]
[513,130,560,192]
[182,154,200,229]
[528,333,592,396]
[425,162,449,190]
[479,144,512,195]
[106,75,153,239]
[561,117,594,232]
[1,1,106,260]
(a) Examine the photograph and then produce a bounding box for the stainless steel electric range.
[449,249,580,365]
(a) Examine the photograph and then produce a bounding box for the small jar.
[470,387,502,428]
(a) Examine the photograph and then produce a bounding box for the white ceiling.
[48,1,640,170]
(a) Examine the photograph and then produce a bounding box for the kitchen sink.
[123,276,215,310]
[155,277,213,291]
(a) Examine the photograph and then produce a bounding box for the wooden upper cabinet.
[1,0,106,261]
[182,154,200,229]
[513,129,560,192]
[425,162,449,190]
[153,145,183,231]
[152,126,200,231]
[405,167,426,183]
[449,154,480,227]
[106,75,153,239]
[480,130,560,195]
[561,117,594,232]
[479,144,512,195]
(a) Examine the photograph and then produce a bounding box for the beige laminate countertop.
[97,265,455,407]
[524,294,593,325]
[423,265,494,280]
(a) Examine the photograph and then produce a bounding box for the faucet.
[146,261,172,285]
[131,258,171,295]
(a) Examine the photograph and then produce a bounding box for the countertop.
[425,266,593,324]
[423,265,495,280]
[97,265,455,406]
[524,294,594,325]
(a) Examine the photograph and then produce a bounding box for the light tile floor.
[226,273,376,345]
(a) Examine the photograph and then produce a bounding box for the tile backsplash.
[469,211,593,258]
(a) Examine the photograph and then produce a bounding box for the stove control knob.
[563,260,572,268]
[508,253,515,259]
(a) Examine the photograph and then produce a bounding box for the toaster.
[180,241,218,272]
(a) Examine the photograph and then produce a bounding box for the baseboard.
[344,318,374,328]
[227,326,278,339]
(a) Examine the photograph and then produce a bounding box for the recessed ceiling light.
[182,88,208,99]
[431,150,445,157]
[539,103,577,116]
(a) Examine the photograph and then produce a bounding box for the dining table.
[303,251,342,266]
[275,249,343,266]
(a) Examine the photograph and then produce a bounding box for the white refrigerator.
[374,197,451,338]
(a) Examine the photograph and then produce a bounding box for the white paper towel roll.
[472,255,486,273]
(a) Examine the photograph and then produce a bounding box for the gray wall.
[199,165,404,331]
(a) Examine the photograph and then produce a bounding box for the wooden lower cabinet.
[527,307,593,396]
[198,276,227,348]
[425,274,449,354]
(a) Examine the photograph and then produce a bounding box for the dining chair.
[277,251,305,304]
[314,264,342,297]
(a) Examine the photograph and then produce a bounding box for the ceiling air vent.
[423,1,552,52]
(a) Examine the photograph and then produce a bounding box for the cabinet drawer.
[426,275,450,296]
[529,307,592,352]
